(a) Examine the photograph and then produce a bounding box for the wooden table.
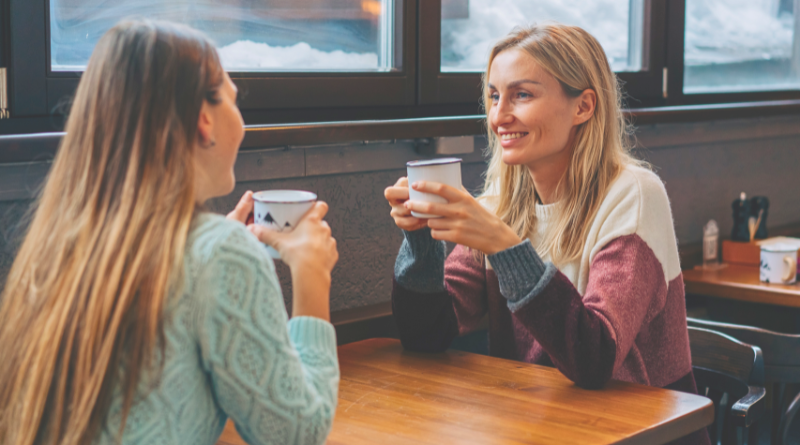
[217,338,712,445]
[683,264,800,308]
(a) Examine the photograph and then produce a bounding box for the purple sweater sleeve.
[490,235,666,389]
[392,233,488,353]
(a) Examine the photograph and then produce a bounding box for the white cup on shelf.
[760,243,798,284]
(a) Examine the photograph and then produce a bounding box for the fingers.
[403,200,459,218]
[429,227,456,243]
[301,201,329,223]
[226,190,254,223]
[247,223,282,247]
[410,181,464,203]
[395,176,409,187]
[384,186,410,203]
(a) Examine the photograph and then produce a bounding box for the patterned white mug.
[253,190,317,260]
[760,243,798,284]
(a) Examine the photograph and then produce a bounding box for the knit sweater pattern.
[95,213,339,445]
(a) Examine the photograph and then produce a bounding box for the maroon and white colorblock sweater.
[392,165,710,445]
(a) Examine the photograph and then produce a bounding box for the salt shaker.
[703,219,719,269]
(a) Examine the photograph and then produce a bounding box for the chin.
[501,151,528,166]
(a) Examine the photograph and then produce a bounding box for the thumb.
[227,191,254,223]
[248,224,283,248]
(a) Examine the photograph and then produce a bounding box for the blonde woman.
[0,20,339,445]
[386,25,708,445]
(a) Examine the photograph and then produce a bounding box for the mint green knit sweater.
[95,213,339,445]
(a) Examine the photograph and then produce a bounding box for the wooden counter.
[683,264,800,308]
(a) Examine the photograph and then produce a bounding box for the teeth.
[500,132,526,140]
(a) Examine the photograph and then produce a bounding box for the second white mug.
[406,158,462,219]
[760,243,798,284]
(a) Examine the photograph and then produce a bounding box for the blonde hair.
[481,24,642,265]
[0,20,223,445]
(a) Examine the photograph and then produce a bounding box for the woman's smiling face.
[487,48,584,170]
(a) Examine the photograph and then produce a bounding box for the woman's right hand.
[248,202,338,320]
[384,177,427,231]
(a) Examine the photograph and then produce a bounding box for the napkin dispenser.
[723,237,800,268]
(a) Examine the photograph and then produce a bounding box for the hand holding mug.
[226,190,255,225]
[248,201,338,274]
[403,181,522,256]
[384,177,428,232]
[249,201,338,321]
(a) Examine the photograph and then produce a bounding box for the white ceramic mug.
[406,157,462,218]
[252,190,317,260]
[760,243,798,284]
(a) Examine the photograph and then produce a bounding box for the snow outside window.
[685,0,800,94]
[49,0,396,72]
[440,0,645,73]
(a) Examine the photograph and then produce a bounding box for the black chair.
[689,326,767,445]
[688,317,800,444]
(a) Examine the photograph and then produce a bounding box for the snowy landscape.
[49,0,798,92]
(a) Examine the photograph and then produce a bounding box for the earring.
[202,138,216,148]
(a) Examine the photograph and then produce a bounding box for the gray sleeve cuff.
[487,240,558,311]
[394,228,447,293]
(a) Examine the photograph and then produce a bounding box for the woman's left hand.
[226,190,254,225]
[404,181,522,255]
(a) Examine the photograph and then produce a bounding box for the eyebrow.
[487,79,541,89]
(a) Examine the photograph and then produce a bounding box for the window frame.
[8,0,418,118]
[3,0,800,131]
[665,0,800,106]
[419,0,670,108]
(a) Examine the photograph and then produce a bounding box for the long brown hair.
[480,24,643,265]
[0,19,223,444]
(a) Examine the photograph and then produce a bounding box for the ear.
[573,89,597,126]
[196,101,214,147]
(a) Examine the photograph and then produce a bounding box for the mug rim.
[252,190,318,204]
[761,244,799,253]
[407,157,462,167]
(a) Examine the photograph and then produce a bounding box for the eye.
[490,92,500,102]
[516,91,532,99]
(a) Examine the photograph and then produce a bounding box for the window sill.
[2,99,800,164]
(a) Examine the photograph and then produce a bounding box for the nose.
[490,94,514,130]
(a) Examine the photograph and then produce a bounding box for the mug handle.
[783,256,798,282]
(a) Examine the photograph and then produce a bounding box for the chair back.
[689,327,766,445]
[688,317,800,445]
[688,317,800,383]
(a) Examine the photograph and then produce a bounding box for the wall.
[1,115,799,312]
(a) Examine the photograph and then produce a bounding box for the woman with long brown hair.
[385,24,708,445]
[0,19,339,445]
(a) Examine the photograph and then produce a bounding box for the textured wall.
[642,134,800,247]
[1,117,799,313]
[204,164,487,312]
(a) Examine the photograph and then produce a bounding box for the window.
[4,0,415,119]
[4,0,800,132]
[684,0,800,94]
[419,0,664,106]
[50,0,399,72]
[440,0,645,73]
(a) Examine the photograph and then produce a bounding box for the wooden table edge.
[339,339,716,445]
[613,397,714,445]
